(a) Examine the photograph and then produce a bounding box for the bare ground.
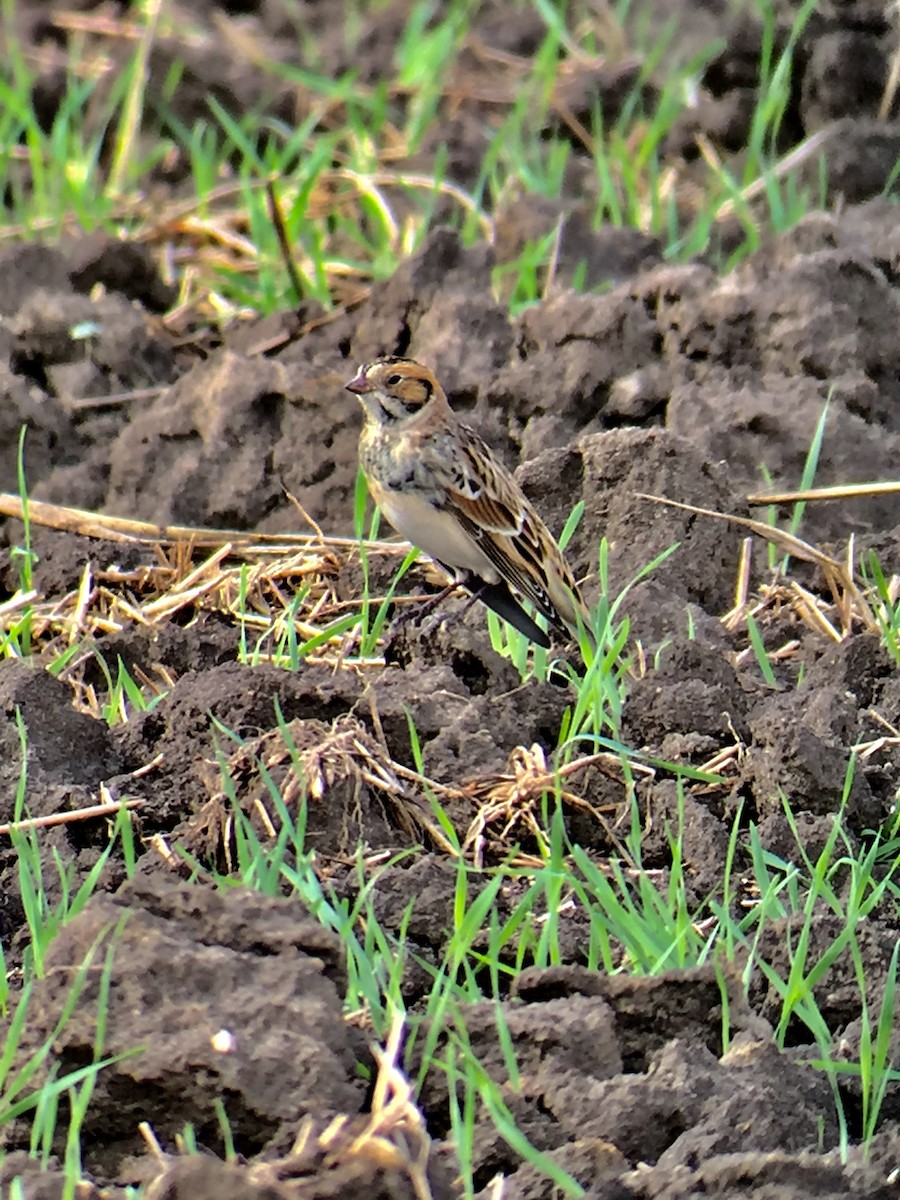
[2,1,900,1196]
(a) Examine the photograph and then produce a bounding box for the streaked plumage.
[346,356,591,648]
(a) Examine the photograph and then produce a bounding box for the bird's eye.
[386,374,403,387]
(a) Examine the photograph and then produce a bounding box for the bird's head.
[345,357,443,427]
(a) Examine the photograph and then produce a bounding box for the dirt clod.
[3,1,900,1197]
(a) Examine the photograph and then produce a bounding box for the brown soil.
[2,1,900,1198]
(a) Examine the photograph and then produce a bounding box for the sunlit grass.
[2,0,899,1191]
[195,702,900,1179]
[0,0,836,320]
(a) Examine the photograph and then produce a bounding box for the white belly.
[379,490,499,581]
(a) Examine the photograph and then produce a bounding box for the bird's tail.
[475,579,552,649]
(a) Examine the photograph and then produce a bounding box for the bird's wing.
[434,427,567,629]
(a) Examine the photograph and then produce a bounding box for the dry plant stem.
[865,710,900,740]
[71,562,93,635]
[51,8,147,39]
[461,746,642,868]
[206,715,460,862]
[856,734,900,760]
[0,496,425,675]
[723,536,753,627]
[334,1011,433,1200]
[220,1013,435,1200]
[137,1120,168,1163]
[747,480,900,505]
[790,580,842,642]
[334,168,494,243]
[701,124,840,221]
[65,385,166,412]
[881,26,900,120]
[0,798,145,837]
[266,178,304,305]
[854,706,900,760]
[0,492,405,553]
[285,488,327,543]
[0,590,39,618]
[636,492,878,634]
[696,741,743,779]
[107,0,163,196]
[149,833,180,871]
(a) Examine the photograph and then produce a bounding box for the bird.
[345,356,591,649]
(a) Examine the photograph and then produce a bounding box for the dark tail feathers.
[470,578,551,648]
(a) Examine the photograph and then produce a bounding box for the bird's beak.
[345,370,371,394]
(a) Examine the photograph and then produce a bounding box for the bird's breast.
[380,489,499,579]
[360,426,499,578]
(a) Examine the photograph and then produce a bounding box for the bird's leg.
[416,576,552,645]
[414,579,466,619]
[417,576,485,638]
[447,584,485,621]
[387,576,466,639]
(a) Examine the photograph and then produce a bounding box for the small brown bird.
[346,356,591,648]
